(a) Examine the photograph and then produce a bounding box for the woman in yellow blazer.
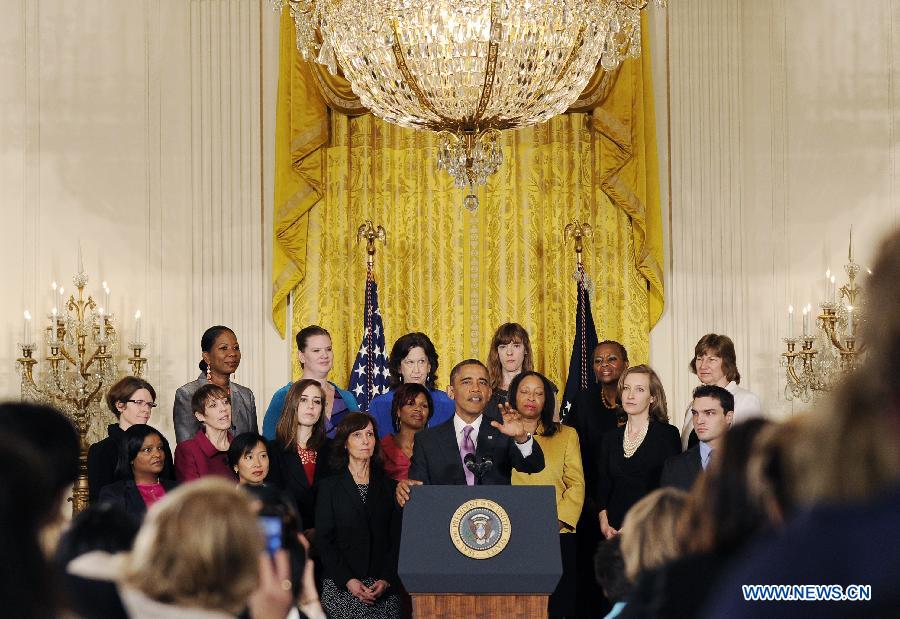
[510,371,585,619]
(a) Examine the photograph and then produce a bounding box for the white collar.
[453,413,483,435]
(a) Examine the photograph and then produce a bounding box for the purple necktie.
[460,424,476,486]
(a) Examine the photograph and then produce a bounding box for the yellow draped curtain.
[273,10,664,391]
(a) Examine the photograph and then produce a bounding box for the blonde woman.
[619,487,689,583]
[596,365,681,538]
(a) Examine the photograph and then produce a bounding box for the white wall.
[649,0,900,426]
[0,0,289,445]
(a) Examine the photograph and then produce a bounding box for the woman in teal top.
[262,325,360,439]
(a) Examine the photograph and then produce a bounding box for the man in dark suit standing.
[396,359,544,505]
[661,385,734,491]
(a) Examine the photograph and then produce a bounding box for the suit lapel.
[230,386,247,429]
[435,419,467,485]
[338,469,367,520]
[691,445,703,475]
[475,417,499,462]
[282,447,311,490]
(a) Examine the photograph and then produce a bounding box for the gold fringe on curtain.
[273,12,664,391]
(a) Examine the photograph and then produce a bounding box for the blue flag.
[348,273,389,411]
[560,265,599,422]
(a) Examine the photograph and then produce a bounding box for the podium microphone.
[464,454,493,483]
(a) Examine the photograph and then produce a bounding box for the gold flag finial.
[356,220,386,268]
[564,219,593,265]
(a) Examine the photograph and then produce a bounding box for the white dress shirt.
[453,413,534,456]
[681,381,764,449]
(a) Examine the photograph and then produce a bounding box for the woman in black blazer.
[98,425,178,522]
[266,379,334,534]
[597,365,681,537]
[87,376,174,504]
[316,413,400,619]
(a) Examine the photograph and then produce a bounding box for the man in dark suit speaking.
[396,359,545,506]
[661,384,734,491]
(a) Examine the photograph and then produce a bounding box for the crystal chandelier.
[780,232,866,403]
[277,0,665,209]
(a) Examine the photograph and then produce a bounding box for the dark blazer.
[87,424,175,504]
[266,439,334,530]
[564,384,624,513]
[315,468,400,589]
[596,420,681,529]
[661,444,702,491]
[408,415,545,485]
[173,374,258,443]
[97,478,179,521]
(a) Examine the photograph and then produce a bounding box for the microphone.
[480,456,493,476]
[464,453,491,482]
[464,453,477,472]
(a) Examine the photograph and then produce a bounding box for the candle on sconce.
[830,276,836,303]
[787,305,794,339]
[134,310,142,343]
[847,305,855,337]
[59,287,65,313]
[51,281,58,315]
[77,242,84,275]
[99,307,107,340]
[824,269,831,302]
[50,308,58,343]
[802,305,810,337]
[102,281,110,314]
[23,310,32,345]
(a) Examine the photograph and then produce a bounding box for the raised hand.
[490,402,529,443]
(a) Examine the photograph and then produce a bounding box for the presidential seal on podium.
[449,498,512,559]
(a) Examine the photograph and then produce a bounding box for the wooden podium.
[398,486,561,619]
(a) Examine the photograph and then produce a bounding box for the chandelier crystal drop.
[277,0,665,208]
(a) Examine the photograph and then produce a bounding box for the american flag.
[348,272,390,411]
[560,264,599,422]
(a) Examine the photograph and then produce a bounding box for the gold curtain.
[274,13,665,390]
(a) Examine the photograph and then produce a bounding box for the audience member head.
[228,433,270,486]
[388,332,439,390]
[55,503,140,569]
[617,365,669,423]
[509,370,559,437]
[198,325,240,379]
[0,402,79,514]
[690,384,734,448]
[448,359,492,420]
[191,383,232,435]
[124,478,262,614]
[0,432,57,618]
[486,323,534,390]
[689,333,740,386]
[295,324,334,379]
[276,378,326,451]
[677,418,772,557]
[620,487,689,582]
[114,424,169,483]
[593,340,629,387]
[330,413,381,470]
[594,537,632,605]
[746,419,807,527]
[390,382,434,434]
[105,376,157,429]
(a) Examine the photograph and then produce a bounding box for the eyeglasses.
[126,400,158,409]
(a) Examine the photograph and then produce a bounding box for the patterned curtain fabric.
[273,12,664,391]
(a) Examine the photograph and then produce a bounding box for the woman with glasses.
[87,376,174,504]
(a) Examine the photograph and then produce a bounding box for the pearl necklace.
[622,422,649,458]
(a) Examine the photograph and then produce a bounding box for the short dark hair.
[115,425,169,480]
[390,383,434,434]
[199,325,236,373]
[509,371,559,437]
[329,413,382,470]
[692,384,735,414]
[228,433,268,468]
[595,340,629,364]
[191,383,230,416]
[388,332,440,389]
[106,376,156,418]
[689,333,740,384]
[295,325,330,354]
[449,359,488,385]
[594,537,631,602]
[55,503,139,569]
